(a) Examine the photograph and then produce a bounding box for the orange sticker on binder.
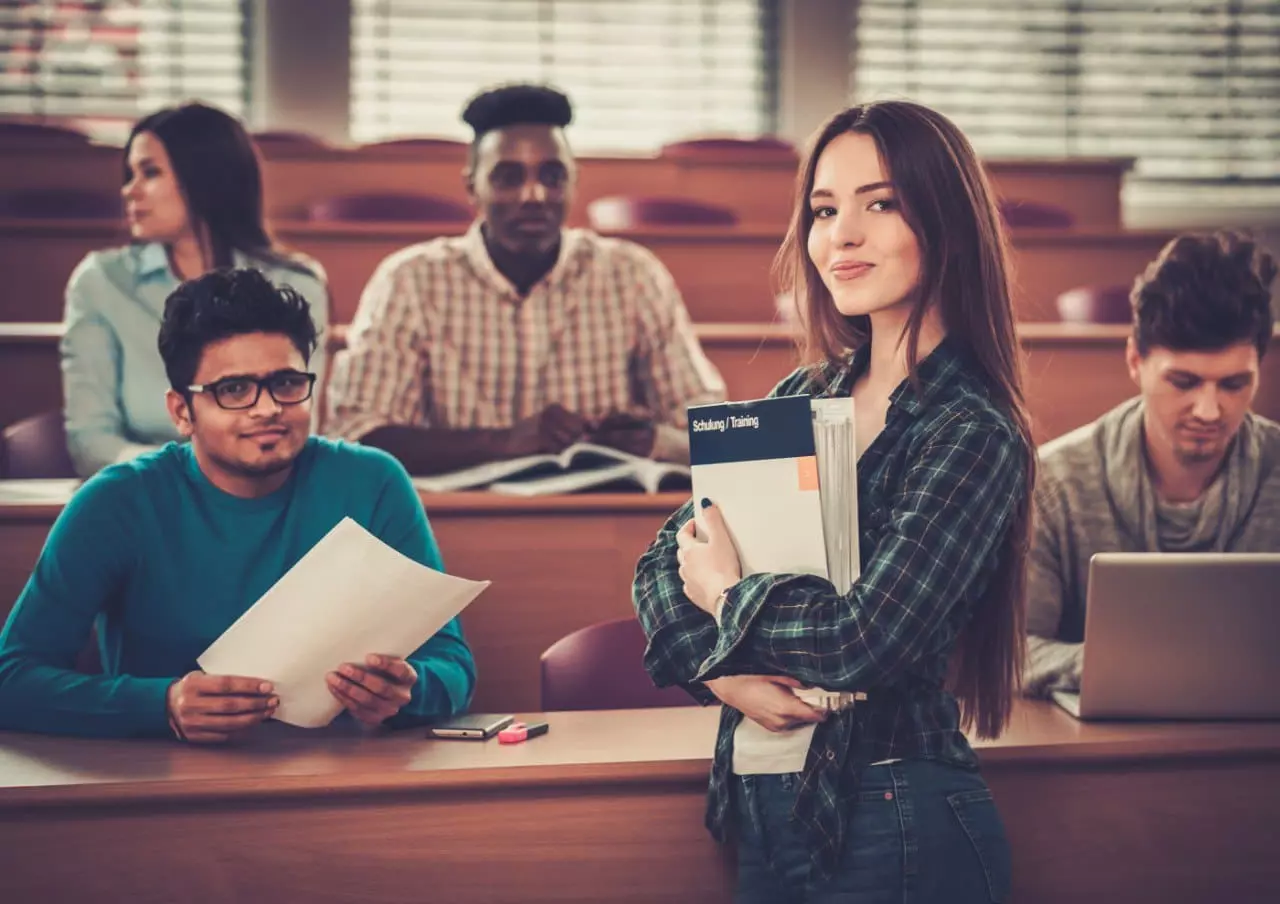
[797,455,819,491]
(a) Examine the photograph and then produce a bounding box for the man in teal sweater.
[0,268,475,741]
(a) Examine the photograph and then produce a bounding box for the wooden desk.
[986,157,1128,230]
[1008,228,1173,320]
[0,702,1276,903]
[0,218,128,323]
[7,321,1278,445]
[0,487,683,714]
[0,218,1172,325]
[619,225,1174,325]
[417,492,680,712]
[0,323,63,433]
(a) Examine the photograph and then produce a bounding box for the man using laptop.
[0,269,475,740]
[1025,231,1280,697]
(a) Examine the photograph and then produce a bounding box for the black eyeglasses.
[187,371,316,410]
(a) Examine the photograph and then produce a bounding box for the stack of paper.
[811,398,861,593]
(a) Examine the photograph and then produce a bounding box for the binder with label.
[688,395,829,580]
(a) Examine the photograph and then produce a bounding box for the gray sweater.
[1024,397,1280,696]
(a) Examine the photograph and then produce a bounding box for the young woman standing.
[634,100,1036,903]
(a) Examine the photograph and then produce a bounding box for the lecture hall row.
[0,126,1171,325]
[3,124,1280,704]
[1,124,1278,902]
[0,125,1218,453]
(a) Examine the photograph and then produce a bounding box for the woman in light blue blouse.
[61,102,330,476]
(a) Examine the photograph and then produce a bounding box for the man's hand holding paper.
[327,654,417,727]
[166,672,279,743]
[198,517,489,730]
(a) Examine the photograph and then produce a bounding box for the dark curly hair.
[158,268,318,394]
[461,83,573,171]
[1132,231,1276,360]
[462,83,572,135]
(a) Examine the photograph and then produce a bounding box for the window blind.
[0,0,248,139]
[851,0,1280,210]
[351,0,774,151]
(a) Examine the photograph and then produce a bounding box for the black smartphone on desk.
[425,713,515,740]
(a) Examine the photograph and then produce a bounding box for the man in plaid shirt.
[633,341,1028,877]
[325,84,724,473]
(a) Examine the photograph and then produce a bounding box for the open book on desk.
[412,442,691,496]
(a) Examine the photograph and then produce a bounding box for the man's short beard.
[1174,443,1222,466]
[213,450,296,479]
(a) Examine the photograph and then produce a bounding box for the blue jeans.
[732,760,1011,904]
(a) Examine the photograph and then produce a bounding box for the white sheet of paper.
[197,517,489,728]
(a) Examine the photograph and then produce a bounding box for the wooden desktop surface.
[0,701,1276,903]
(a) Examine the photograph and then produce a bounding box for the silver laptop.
[1052,552,1280,720]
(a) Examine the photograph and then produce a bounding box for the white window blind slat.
[0,0,247,139]
[350,0,772,151]
[852,0,1280,208]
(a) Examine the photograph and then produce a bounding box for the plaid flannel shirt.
[632,338,1030,876]
[324,221,725,456]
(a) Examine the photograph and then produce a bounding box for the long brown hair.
[775,100,1035,738]
[126,103,315,279]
